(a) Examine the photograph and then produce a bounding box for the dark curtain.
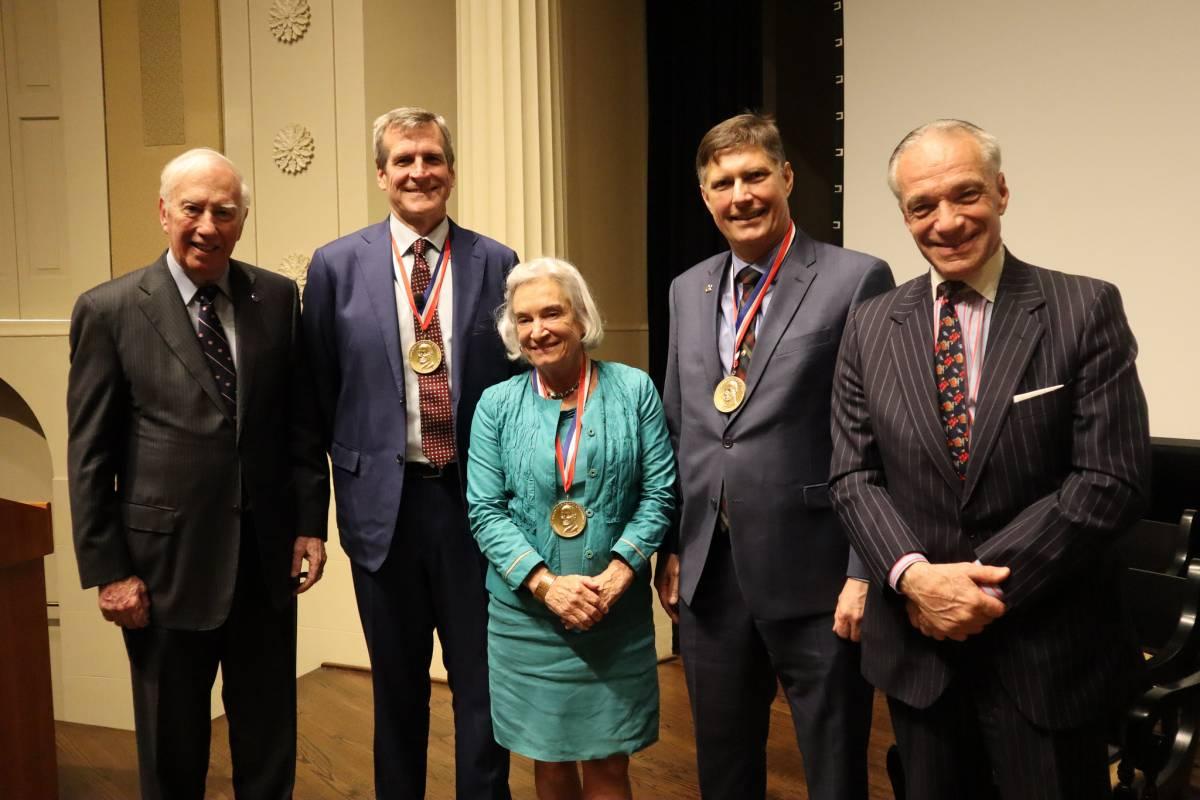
[644,0,763,388]
[644,0,845,386]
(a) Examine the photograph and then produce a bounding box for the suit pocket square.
[1012,384,1064,404]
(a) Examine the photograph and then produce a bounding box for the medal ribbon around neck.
[390,233,451,331]
[533,356,593,495]
[730,221,796,372]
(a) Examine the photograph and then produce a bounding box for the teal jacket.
[466,360,676,610]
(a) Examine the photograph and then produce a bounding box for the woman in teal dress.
[466,257,676,799]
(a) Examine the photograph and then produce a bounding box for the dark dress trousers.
[830,253,1152,799]
[663,227,894,800]
[67,256,329,800]
[302,217,518,799]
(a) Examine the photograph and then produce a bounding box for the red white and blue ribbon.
[532,356,592,494]
[390,234,451,330]
[730,221,796,371]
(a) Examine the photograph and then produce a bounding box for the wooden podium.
[0,498,58,799]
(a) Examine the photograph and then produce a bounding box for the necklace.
[541,374,580,400]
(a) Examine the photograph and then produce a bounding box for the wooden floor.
[57,660,892,799]
[53,659,1200,799]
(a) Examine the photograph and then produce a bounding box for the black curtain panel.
[644,0,844,387]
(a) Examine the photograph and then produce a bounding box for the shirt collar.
[389,214,450,256]
[165,250,232,305]
[730,228,790,278]
[930,243,1005,303]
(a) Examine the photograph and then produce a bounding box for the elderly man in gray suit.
[830,119,1151,799]
[655,113,894,800]
[67,149,329,800]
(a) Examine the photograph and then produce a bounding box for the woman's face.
[512,276,586,373]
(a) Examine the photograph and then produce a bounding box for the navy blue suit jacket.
[303,218,520,571]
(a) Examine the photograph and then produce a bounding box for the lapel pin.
[250,292,260,303]
[704,284,713,293]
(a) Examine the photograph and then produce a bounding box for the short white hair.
[496,258,604,362]
[159,148,252,211]
[887,119,1002,198]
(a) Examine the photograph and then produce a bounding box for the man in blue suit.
[303,107,517,799]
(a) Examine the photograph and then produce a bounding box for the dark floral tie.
[935,281,970,479]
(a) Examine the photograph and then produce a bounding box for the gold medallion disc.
[409,340,443,374]
[550,500,587,538]
[713,375,747,413]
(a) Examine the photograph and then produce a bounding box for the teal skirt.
[486,584,659,762]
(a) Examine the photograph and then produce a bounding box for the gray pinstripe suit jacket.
[67,256,329,630]
[830,252,1151,730]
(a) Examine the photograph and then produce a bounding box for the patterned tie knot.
[411,238,428,258]
[938,280,968,304]
[197,285,219,305]
[736,266,760,289]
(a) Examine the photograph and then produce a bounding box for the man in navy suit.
[303,107,516,799]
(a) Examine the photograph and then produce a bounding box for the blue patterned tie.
[935,281,969,478]
[196,285,237,419]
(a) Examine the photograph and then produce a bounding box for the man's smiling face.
[700,145,794,264]
[158,158,246,286]
[894,130,1009,281]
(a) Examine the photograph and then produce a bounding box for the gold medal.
[550,500,587,538]
[408,340,442,374]
[713,375,746,413]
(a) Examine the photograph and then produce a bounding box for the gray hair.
[886,119,1002,198]
[496,257,605,362]
[372,107,456,170]
[159,148,251,211]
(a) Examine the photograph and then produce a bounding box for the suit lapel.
[363,219,408,402]
[137,256,232,421]
[961,257,1045,503]
[702,255,725,393]
[228,262,259,442]
[889,275,963,493]
[449,220,484,411]
[727,232,818,425]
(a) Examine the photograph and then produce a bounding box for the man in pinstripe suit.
[67,150,329,800]
[830,119,1151,798]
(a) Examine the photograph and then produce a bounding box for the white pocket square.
[1012,384,1064,404]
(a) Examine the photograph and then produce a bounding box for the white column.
[456,0,566,260]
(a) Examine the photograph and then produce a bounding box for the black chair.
[1111,510,1200,799]
[884,511,1200,800]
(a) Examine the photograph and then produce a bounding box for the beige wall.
[844,0,1200,438]
[362,0,458,225]
[560,0,649,370]
[101,0,224,276]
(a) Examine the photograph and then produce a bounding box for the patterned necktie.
[732,266,761,380]
[935,281,970,479]
[411,238,456,468]
[196,285,237,419]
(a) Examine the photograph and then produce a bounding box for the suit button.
[232,503,241,511]
[587,429,595,437]
[396,454,403,464]
[722,437,733,449]
[585,508,594,518]
[710,497,718,509]
[588,468,597,478]
[585,549,594,559]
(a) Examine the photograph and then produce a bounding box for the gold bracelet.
[533,573,557,602]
